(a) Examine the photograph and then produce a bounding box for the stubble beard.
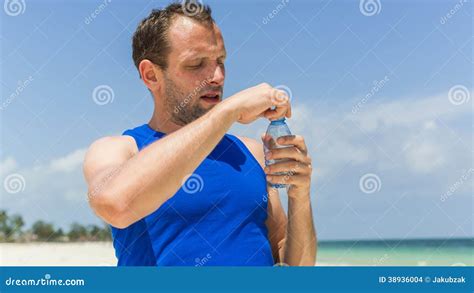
[163,74,211,126]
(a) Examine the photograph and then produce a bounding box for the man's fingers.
[266,173,310,186]
[264,160,311,175]
[261,133,278,150]
[266,146,311,163]
[275,89,291,118]
[276,135,307,154]
[263,106,286,120]
[264,88,291,120]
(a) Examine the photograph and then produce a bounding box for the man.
[83,1,316,266]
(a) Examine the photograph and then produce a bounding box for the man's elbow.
[88,190,134,229]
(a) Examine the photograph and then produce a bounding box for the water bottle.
[263,118,293,189]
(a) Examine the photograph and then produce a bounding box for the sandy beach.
[0,242,117,266]
[0,242,336,266]
[1,241,470,266]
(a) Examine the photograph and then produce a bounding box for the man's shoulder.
[236,135,262,149]
[235,135,265,168]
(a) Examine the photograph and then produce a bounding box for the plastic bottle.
[263,118,293,189]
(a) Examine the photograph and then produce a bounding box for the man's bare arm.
[83,83,291,228]
[238,137,287,264]
[241,136,316,266]
[264,135,316,266]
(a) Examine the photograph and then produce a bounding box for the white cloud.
[404,141,446,173]
[349,93,471,132]
[1,148,98,229]
[49,149,87,173]
[0,157,18,177]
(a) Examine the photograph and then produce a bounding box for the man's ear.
[138,59,163,92]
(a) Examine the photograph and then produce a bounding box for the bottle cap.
[270,117,286,122]
[270,117,286,125]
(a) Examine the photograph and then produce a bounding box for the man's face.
[161,16,226,126]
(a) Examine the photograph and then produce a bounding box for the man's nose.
[208,64,225,86]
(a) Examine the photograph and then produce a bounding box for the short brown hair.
[132,0,214,74]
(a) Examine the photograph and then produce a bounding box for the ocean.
[316,238,473,266]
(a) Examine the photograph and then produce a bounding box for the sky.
[0,0,472,240]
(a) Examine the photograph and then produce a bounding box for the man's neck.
[148,110,183,134]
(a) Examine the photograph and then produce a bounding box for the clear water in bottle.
[263,118,293,189]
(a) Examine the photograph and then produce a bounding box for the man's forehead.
[168,16,225,59]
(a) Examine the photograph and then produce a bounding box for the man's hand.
[221,83,292,124]
[261,134,316,265]
[262,134,312,199]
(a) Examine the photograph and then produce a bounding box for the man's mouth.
[199,92,221,104]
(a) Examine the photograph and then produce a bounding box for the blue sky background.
[1,0,472,240]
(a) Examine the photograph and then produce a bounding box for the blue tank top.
[110,124,274,266]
